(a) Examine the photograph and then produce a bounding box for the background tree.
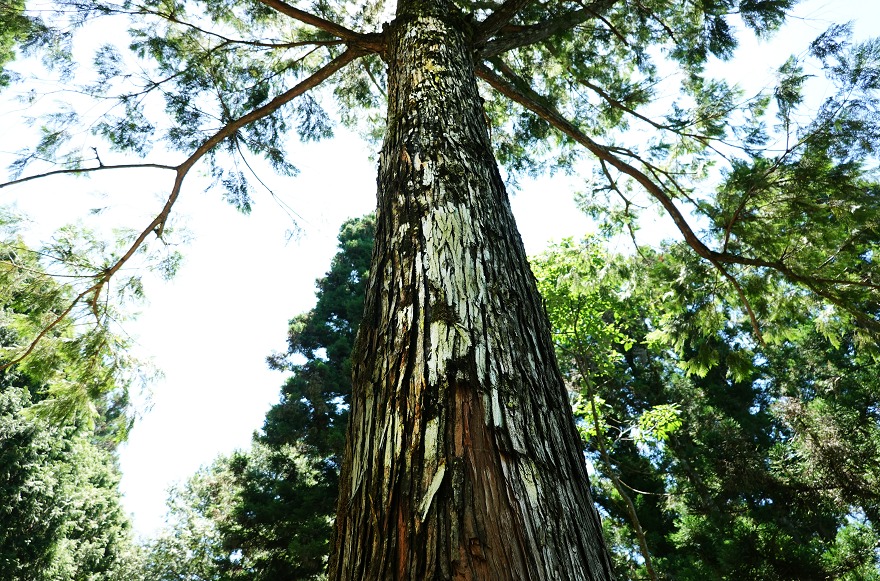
[1,1,879,578]
[0,215,143,580]
[150,214,880,580]
[145,215,374,580]
[533,237,880,580]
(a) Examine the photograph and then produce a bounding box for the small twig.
[362,60,387,100]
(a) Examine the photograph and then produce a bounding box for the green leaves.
[0,1,32,87]
[94,104,155,157]
[218,168,254,213]
[774,56,806,127]
[738,0,791,36]
[534,235,880,579]
[1,335,141,580]
[635,403,682,444]
[0,210,167,437]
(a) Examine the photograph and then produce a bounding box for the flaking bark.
[330,3,615,579]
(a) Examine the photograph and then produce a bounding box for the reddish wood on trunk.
[330,3,615,579]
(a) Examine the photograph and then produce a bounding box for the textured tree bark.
[329,2,615,579]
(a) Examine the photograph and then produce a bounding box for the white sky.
[1,0,878,539]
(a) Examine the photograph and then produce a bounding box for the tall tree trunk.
[330,2,615,579]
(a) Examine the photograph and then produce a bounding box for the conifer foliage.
[533,238,880,580]
[1,0,879,579]
[0,220,141,579]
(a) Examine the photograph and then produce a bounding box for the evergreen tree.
[2,1,879,578]
[142,459,236,580]
[533,238,880,580]
[0,219,142,580]
[145,215,374,580]
[263,214,375,465]
[0,387,142,580]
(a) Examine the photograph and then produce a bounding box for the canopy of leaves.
[0,234,142,579]
[0,387,143,580]
[0,1,35,87]
[2,0,876,350]
[532,237,880,580]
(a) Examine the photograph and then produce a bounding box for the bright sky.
[1,0,878,539]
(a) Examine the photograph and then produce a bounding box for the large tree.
[2,1,879,579]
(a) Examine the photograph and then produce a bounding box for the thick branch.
[479,0,620,58]
[479,62,758,268]
[475,0,535,42]
[477,62,879,331]
[258,0,384,52]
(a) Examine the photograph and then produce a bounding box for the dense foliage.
[0,217,142,580]
[533,238,880,580]
[0,1,30,86]
[0,387,141,580]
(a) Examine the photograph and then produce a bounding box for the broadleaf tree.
[2,0,879,579]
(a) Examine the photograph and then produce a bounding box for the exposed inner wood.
[330,4,615,579]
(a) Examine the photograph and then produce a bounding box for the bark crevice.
[330,4,615,579]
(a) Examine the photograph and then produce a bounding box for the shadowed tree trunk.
[330,1,615,579]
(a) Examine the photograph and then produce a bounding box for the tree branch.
[123,4,347,51]
[572,351,659,581]
[0,282,94,372]
[479,0,620,58]
[598,159,648,259]
[477,61,751,268]
[2,49,363,370]
[476,61,879,332]
[707,258,766,345]
[475,0,535,43]
[179,48,361,175]
[258,0,384,53]
[1,164,177,190]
